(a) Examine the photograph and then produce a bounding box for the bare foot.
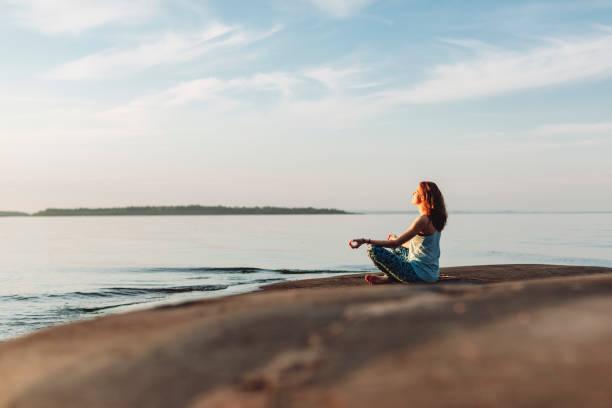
[364,274,392,285]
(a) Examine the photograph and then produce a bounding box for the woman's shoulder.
[414,213,432,222]
[414,214,438,234]
[412,214,431,227]
[412,214,433,230]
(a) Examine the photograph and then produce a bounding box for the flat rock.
[1,264,612,408]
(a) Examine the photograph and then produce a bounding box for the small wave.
[0,294,39,301]
[139,267,264,274]
[60,302,144,314]
[45,284,229,299]
[136,266,359,275]
[1,268,357,304]
[0,285,228,301]
[244,278,285,284]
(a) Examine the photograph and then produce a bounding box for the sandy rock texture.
[1,264,611,408]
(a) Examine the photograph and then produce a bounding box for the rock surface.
[1,264,612,408]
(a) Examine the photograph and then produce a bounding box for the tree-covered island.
[31,205,351,216]
[0,211,29,217]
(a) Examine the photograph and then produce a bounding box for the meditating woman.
[349,181,447,284]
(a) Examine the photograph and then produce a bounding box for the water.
[1,213,611,341]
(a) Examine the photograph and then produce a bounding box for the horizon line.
[2,206,612,216]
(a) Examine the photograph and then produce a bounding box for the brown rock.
[1,264,612,408]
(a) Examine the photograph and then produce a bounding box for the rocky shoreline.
[1,264,612,407]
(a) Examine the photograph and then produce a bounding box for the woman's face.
[411,186,423,206]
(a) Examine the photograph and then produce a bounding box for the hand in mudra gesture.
[348,238,366,249]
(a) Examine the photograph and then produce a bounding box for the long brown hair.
[419,181,447,232]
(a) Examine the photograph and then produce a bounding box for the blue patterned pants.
[367,245,425,283]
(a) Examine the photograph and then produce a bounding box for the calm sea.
[1,213,611,341]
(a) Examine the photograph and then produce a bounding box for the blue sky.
[1,0,611,212]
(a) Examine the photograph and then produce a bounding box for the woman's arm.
[369,216,426,247]
[349,215,429,249]
[388,233,411,249]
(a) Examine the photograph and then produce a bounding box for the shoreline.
[2,264,612,407]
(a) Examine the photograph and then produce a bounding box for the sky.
[1,0,611,212]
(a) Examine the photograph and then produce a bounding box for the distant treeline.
[28,206,350,216]
[0,211,29,217]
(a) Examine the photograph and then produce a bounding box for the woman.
[349,181,447,284]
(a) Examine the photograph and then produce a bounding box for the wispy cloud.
[302,66,364,91]
[113,72,300,111]
[108,62,370,111]
[100,63,383,135]
[594,24,612,33]
[439,38,498,52]
[533,121,612,137]
[307,0,376,18]
[46,24,282,80]
[2,0,158,34]
[382,32,612,104]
